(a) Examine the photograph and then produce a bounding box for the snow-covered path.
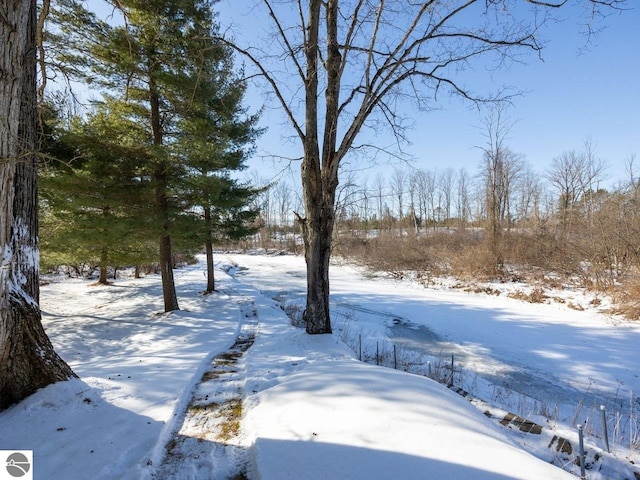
[151,297,258,480]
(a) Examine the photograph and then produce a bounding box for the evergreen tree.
[187,174,261,293]
[39,100,156,281]
[48,0,259,310]
[173,38,262,293]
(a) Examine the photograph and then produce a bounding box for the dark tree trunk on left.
[0,0,76,411]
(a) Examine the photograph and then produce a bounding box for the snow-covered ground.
[0,253,638,479]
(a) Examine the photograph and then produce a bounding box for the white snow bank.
[240,290,574,480]
[0,263,241,479]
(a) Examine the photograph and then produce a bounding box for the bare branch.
[217,37,305,142]
[36,0,50,104]
[525,0,568,6]
[264,0,306,82]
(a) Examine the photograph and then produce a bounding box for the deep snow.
[0,253,638,479]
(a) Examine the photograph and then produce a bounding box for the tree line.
[249,131,640,317]
[39,0,262,305]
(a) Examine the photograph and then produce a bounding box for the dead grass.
[216,398,243,441]
[465,285,501,296]
[334,227,640,321]
[609,274,640,320]
[507,288,548,303]
[187,402,219,413]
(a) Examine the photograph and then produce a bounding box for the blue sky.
[216,1,638,187]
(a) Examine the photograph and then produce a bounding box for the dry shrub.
[339,230,507,280]
[338,234,435,274]
[611,275,640,320]
[507,288,548,303]
[567,302,584,311]
[500,230,572,276]
[465,285,501,296]
[542,277,564,290]
[448,243,500,280]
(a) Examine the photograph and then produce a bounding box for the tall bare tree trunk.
[297,0,339,334]
[0,0,76,411]
[299,186,335,335]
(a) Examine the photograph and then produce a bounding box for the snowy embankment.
[0,265,242,479]
[0,254,634,479]
[241,309,573,479]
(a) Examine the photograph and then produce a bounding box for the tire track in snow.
[151,297,258,480]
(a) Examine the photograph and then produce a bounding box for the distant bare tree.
[390,168,406,235]
[546,141,606,234]
[374,173,386,230]
[407,173,419,234]
[515,166,544,226]
[477,105,525,271]
[456,168,471,231]
[415,169,434,231]
[422,170,438,230]
[439,168,455,226]
[359,177,371,234]
[624,154,639,190]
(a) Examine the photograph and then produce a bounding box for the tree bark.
[299,0,331,334]
[98,266,108,285]
[149,75,179,312]
[98,246,108,284]
[0,0,76,411]
[204,208,215,294]
[300,196,334,334]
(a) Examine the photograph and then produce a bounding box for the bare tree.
[439,168,455,226]
[546,141,606,234]
[515,165,544,226]
[390,168,406,235]
[373,173,387,230]
[580,137,608,224]
[225,0,627,333]
[1,0,76,410]
[359,176,372,234]
[407,173,419,234]
[456,168,471,231]
[477,105,525,270]
[414,170,429,230]
[624,154,638,190]
[416,169,437,230]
